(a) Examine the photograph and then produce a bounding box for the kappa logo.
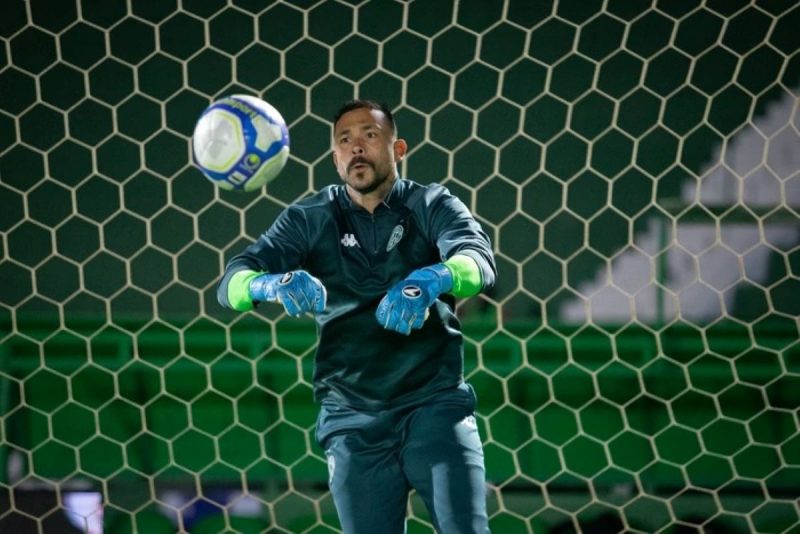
[340,233,360,248]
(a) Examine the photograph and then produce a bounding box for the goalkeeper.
[218,99,496,534]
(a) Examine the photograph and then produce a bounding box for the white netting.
[0,1,798,532]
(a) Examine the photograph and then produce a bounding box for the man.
[217,99,496,533]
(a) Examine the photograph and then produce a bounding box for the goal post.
[1,1,798,532]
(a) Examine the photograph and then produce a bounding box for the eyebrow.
[335,123,380,137]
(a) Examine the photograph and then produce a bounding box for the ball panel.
[233,95,287,126]
[233,94,289,153]
[214,178,235,191]
[251,115,283,152]
[192,108,245,173]
[244,145,290,192]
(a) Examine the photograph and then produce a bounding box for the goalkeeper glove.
[249,271,327,317]
[375,264,453,335]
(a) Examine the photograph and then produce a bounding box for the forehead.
[334,107,390,134]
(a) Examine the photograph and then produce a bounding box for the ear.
[332,151,347,181]
[393,139,408,162]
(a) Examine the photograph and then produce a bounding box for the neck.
[346,175,397,214]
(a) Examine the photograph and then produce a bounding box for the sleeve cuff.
[443,254,483,298]
[227,270,262,311]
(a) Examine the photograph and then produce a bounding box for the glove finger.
[396,307,414,335]
[282,293,302,317]
[314,282,327,313]
[387,304,404,332]
[290,277,311,315]
[298,278,319,313]
[410,309,426,330]
[296,287,315,314]
[375,297,392,328]
[401,312,415,335]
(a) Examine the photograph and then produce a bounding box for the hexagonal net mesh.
[1,0,799,532]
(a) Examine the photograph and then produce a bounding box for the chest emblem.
[386,224,405,252]
[341,233,360,248]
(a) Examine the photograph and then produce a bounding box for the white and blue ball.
[192,95,290,192]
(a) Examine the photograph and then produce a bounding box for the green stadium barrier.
[3,317,796,496]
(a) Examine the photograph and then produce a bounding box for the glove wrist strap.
[429,263,454,294]
[249,273,281,302]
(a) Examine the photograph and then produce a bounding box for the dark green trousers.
[315,383,490,534]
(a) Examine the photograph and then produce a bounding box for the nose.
[351,139,364,154]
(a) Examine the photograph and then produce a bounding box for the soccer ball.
[192,95,290,192]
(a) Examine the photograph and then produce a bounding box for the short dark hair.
[333,99,397,136]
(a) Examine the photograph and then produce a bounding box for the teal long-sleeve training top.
[218,178,496,411]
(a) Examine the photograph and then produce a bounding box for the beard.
[344,157,391,195]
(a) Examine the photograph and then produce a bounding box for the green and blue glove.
[375,264,453,335]
[249,271,327,317]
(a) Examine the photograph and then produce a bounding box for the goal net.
[1,1,798,532]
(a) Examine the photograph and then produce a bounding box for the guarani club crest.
[386,224,404,251]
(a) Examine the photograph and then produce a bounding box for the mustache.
[348,157,373,171]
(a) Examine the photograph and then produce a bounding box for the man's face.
[332,107,405,195]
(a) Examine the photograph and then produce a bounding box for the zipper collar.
[338,178,406,213]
